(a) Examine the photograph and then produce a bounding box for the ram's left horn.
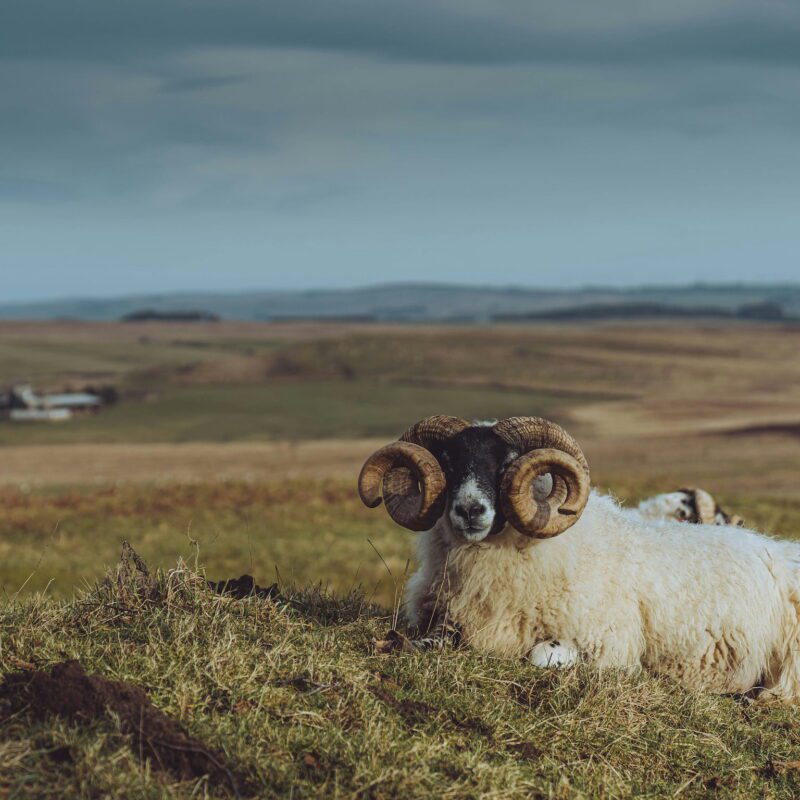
[495,417,591,538]
[358,442,448,531]
[359,415,468,531]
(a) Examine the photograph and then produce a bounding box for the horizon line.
[2,279,799,309]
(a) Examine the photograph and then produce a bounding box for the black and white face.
[434,426,516,542]
[639,490,700,523]
[641,489,744,527]
[669,491,696,522]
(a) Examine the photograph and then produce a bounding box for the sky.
[2,0,799,302]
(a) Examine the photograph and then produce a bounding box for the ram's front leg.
[408,616,462,650]
[373,617,460,655]
[406,584,461,650]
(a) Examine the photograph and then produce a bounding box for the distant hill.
[1,283,799,322]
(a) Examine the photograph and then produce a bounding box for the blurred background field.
[2,319,800,605]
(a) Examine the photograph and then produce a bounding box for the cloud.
[2,1,800,68]
[159,74,247,94]
[1,0,799,298]
[0,175,75,204]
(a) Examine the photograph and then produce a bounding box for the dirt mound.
[207,574,280,600]
[0,660,242,793]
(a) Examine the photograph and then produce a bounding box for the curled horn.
[494,417,590,538]
[680,487,744,527]
[679,488,717,526]
[358,415,469,531]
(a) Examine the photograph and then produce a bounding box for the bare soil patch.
[0,660,244,792]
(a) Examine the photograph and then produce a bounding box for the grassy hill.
[4,549,800,799]
[3,319,800,796]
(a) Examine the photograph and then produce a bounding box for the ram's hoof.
[528,639,580,668]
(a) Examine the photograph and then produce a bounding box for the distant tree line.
[120,309,220,322]
[493,301,789,323]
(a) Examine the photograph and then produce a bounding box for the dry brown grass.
[0,440,384,488]
[3,319,800,595]
[5,554,800,799]
[3,321,800,797]
[2,320,799,544]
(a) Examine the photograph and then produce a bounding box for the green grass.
[4,560,800,798]
[0,324,629,446]
[3,322,800,796]
[0,381,578,445]
[3,480,796,606]
[0,481,409,606]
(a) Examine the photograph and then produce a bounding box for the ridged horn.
[680,487,722,526]
[358,416,468,531]
[400,415,470,448]
[494,417,590,538]
[692,488,717,526]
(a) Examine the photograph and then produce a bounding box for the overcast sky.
[2,1,799,301]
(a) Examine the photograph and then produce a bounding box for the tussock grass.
[3,555,800,798]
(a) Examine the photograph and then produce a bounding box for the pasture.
[2,320,800,797]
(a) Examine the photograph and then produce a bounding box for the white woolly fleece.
[405,491,800,701]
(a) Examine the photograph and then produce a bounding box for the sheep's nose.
[455,501,487,522]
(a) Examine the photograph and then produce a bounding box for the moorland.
[2,319,800,798]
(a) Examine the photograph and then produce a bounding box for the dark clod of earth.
[0,660,244,793]
[207,574,280,600]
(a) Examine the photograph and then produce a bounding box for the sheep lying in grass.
[359,416,800,702]
[637,488,744,527]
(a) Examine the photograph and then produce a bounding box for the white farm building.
[0,385,103,422]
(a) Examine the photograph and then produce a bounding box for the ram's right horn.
[358,415,468,531]
[494,417,591,538]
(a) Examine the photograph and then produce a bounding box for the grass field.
[2,320,800,797]
[2,318,800,614]
[5,557,800,798]
[0,480,407,604]
[0,381,582,446]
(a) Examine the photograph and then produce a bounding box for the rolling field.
[2,320,800,798]
[2,319,799,602]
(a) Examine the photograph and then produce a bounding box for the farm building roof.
[43,393,102,407]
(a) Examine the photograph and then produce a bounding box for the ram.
[637,487,743,527]
[359,416,800,702]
